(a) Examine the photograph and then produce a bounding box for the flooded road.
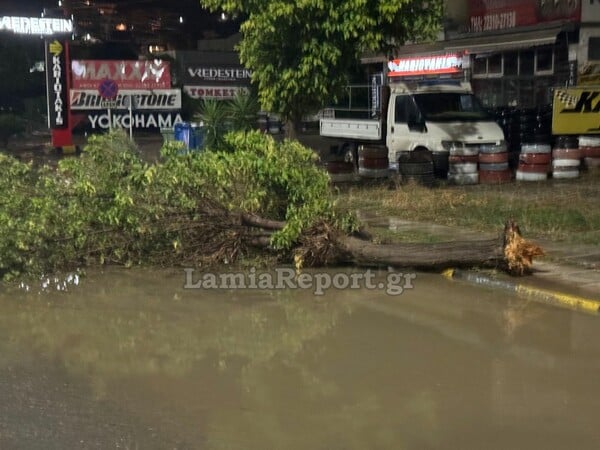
[1,267,599,449]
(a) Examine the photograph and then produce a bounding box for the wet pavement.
[1,267,600,449]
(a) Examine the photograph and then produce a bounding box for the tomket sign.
[184,85,249,100]
[45,40,68,129]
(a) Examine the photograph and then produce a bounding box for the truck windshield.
[413,93,491,122]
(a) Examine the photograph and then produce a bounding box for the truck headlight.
[480,141,507,153]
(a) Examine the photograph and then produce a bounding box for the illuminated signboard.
[388,54,464,77]
[45,40,68,129]
[70,89,182,110]
[71,60,171,90]
[0,16,73,36]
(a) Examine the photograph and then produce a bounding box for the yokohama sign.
[86,112,184,130]
[71,60,171,89]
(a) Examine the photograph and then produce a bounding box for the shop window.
[488,54,502,74]
[504,51,518,75]
[473,55,488,75]
[535,47,554,74]
[520,50,534,76]
[472,54,502,78]
[589,37,600,60]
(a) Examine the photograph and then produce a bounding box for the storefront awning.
[444,25,568,54]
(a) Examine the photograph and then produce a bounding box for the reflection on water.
[1,267,600,449]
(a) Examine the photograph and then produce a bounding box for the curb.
[442,268,600,315]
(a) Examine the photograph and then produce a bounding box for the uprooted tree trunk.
[241,214,544,276]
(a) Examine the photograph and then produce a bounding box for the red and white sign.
[387,54,464,77]
[184,85,249,100]
[71,60,171,90]
[70,89,182,110]
[468,0,581,33]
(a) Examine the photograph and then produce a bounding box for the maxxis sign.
[71,60,171,90]
[552,88,600,135]
[45,40,68,129]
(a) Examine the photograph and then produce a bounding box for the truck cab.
[385,81,506,170]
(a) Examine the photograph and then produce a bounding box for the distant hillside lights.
[0,16,73,36]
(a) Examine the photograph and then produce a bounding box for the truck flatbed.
[319,117,382,141]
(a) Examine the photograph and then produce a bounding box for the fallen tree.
[0,130,543,280]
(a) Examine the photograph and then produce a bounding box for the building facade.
[366,0,600,110]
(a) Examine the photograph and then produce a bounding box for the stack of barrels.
[324,144,356,183]
[447,146,479,185]
[516,143,552,181]
[579,135,600,171]
[552,135,581,179]
[358,145,389,179]
[479,143,511,184]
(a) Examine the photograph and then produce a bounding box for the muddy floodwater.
[0,266,599,449]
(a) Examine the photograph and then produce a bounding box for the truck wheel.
[398,161,435,187]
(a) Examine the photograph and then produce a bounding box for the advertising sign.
[85,112,184,130]
[70,89,182,110]
[387,54,463,77]
[185,65,252,84]
[71,60,171,89]
[45,39,68,129]
[552,88,600,135]
[0,15,73,36]
[184,85,249,100]
[468,0,581,33]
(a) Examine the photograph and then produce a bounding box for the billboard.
[183,85,249,100]
[552,88,600,135]
[45,39,68,129]
[70,89,181,110]
[185,65,252,85]
[71,60,171,90]
[388,54,464,77]
[85,112,184,130]
[0,15,73,36]
[468,0,581,33]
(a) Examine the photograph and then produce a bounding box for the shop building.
[365,0,600,110]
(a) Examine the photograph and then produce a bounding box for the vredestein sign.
[0,16,73,36]
[45,40,68,129]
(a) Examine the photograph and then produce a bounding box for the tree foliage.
[0,130,355,280]
[200,0,443,128]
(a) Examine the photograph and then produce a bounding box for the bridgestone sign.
[70,89,182,110]
[0,16,73,36]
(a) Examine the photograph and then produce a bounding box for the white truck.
[320,80,506,180]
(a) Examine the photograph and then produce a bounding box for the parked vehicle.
[320,80,506,180]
